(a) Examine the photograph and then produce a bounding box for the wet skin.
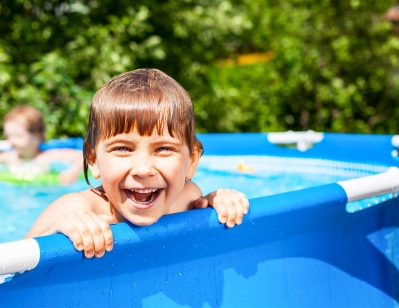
[88,127,200,226]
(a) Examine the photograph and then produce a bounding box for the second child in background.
[0,105,83,184]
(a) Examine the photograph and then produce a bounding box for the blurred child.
[25,68,249,258]
[0,105,83,184]
[385,5,399,37]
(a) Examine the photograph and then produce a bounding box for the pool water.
[0,159,392,244]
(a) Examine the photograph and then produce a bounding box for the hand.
[194,189,249,228]
[59,168,81,185]
[43,211,115,258]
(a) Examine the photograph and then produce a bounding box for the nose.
[129,152,156,178]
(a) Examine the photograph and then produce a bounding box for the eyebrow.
[103,135,183,146]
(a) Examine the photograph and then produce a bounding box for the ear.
[186,146,202,180]
[87,151,101,179]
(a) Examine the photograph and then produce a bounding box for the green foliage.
[0,0,398,138]
[203,0,399,133]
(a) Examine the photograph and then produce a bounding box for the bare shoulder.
[24,189,108,238]
[167,180,203,214]
[53,189,108,214]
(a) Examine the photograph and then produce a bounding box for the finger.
[226,198,237,228]
[50,215,85,252]
[215,199,228,224]
[90,213,114,256]
[66,212,98,258]
[240,192,250,214]
[77,211,110,258]
[98,214,116,224]
[232,194,245,225]
[194,198,208,209]
[61,211,100,258]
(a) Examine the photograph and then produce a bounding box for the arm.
[25,191,115,258]
[0,151,15,163]
[40,148,83,184]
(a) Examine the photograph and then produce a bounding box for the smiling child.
[25,68,249,258]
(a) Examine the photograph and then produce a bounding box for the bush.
[197,0,399,133]
[0,0,398,138]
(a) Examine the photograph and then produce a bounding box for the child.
[25,68,249,259]
[0,105,83,184]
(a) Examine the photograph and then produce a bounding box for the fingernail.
[77,245,83,251]
[106,245,113,251]
[236,218,242,225]
[95,251,105,258]
[86,251,94,258]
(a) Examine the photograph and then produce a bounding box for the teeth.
[130,189,158,193]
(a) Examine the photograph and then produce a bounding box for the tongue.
[133,191,153,202]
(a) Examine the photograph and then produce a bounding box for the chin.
[130,215,159,227]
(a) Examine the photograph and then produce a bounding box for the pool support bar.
[0,132,398,307]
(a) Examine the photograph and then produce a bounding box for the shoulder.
[167,180,203,214]
[183,180,202,196]
[55,189,109,214]
[49,190,95,212]
[24,188,109,238]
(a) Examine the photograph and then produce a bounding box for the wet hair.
[83,68,203,185]
[4,105,45,142]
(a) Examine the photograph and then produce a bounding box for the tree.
[1,0,398,138]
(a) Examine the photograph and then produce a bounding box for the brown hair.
[4,105,46,142]
[83,68,203,185]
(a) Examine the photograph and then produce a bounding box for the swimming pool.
[0,132,398,307]
[0,154,387,243]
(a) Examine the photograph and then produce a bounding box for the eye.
[156,147,174,153]
[113,147,132,153]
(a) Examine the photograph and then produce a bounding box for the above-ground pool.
[0,132,398,307]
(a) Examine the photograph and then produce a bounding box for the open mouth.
[125,188,162,207]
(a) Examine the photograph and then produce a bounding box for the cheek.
[167,160,188,180]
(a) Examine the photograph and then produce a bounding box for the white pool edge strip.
[338,167,399,202]
[267,131,324,144]
[0,239,40,276]
[392,135,399,147]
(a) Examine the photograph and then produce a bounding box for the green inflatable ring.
[0,171,85,185]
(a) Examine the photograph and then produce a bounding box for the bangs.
[95,91,187,141]
[83,68,203,187]
[88,69,195,151]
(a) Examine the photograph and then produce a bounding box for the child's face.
[88,126,200,226]
[4,120,41,159]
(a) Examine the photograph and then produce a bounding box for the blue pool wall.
[1,132,399,307]
[2,184,398,307]
[199,132,399,166]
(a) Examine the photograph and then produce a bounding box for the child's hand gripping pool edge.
[40,189,249,259]
[42,211,116,258]
[195,189,249,228]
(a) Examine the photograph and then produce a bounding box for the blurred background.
[1,0,399,139]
